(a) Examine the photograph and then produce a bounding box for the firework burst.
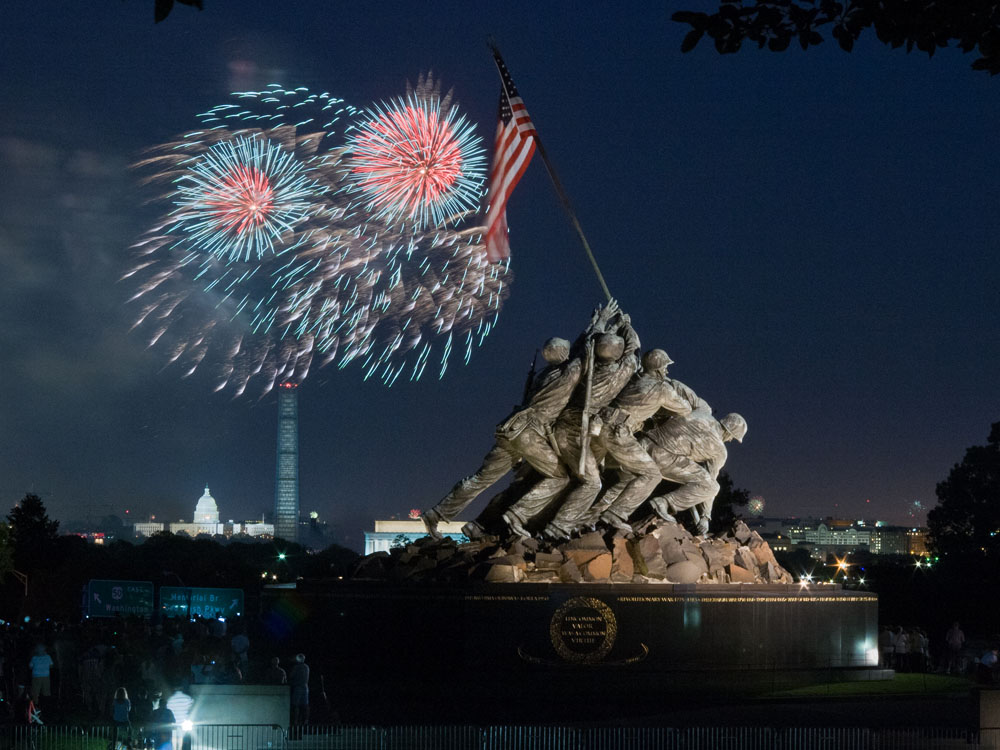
[343,76,486,230]
[128,83,508,396]
[170,134,327,263]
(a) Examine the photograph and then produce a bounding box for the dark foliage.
[153,0,203,24]
[709,470,750,535]
[927,422,1000,559]
[673,1,1000,74]
[6,492,60,573]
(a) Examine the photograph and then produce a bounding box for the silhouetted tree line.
[0,494,358,620]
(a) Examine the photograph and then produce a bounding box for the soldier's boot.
[502,510,531,538]
[421,507,444,540]
[461,521,486,541]
[598,510,634,535]
[649,497,678,524]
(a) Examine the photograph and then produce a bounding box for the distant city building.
[242,522,274,537]
[274,382,300,542]
[784,521,870,560]
[777,517,929,559]
[869,526,910,555]
[133,522,165,537]
[907,528,929,556]
[131,486,273,540]
[365,519,467,554]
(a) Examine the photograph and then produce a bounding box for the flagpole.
[531,136,613,303]
[488,41,612,303]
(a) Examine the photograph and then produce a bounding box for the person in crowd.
[945,621,966,674]
[111,686,131,742]
[914,628,930,672]
[148,692,176,750]
[289,653,310,728]
[878,625,894,669]
[28,644,53,711]
[231,629,250,676]
[79,646,103,717]
[132,686,153,727]
[265,657,287,685]
[893,626,909,672]
[165,686,193,727]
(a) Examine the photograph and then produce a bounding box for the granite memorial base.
[263,581,882,723]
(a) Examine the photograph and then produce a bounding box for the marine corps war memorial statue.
[326,301,880,692]
[359,298,788,586]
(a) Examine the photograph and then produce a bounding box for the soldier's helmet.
[542,337,571,364]
[720,413,748,443]
[594,333,625,361]
[642,348,673,373]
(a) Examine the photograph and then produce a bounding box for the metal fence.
[0,725,285,750]
[4,725,1000,750]
[290,726,1000,749]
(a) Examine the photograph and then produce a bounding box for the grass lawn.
[767,673,975,698]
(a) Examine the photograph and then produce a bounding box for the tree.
[673,1,1000,75]
[709,470,751,534]
[927,422,1000,559]
[0,522,13,581]
[391,534,414,549]
[6,493,60,573]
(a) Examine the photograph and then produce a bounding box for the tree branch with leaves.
[674,1,1000,74]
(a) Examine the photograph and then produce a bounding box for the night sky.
[2,2,998,551]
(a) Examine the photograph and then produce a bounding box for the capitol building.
[133,486,274,539]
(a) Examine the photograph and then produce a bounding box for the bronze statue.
[426,301,747,542]
[503,302,639,540]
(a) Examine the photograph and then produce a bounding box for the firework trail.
[342,75,486,230]
[127,83,510,396]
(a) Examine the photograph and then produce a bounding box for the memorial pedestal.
[263,581,880,722]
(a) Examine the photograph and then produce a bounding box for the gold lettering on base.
[550,597,617,664]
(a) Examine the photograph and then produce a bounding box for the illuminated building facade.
[785,522,871,559]
[131,486,274,539]
[364,519,468,554]
[193,485,220,523]
[907,528,929,556]
[274,382,300,542]
[869,527,909,555]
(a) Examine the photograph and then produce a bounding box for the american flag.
[484,47,537,263]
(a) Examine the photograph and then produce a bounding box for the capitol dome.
[194,485,220,524]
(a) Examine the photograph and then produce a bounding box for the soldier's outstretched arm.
[658,382,694,418]
[619,313,641,357]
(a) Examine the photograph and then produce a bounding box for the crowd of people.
[877,621,1000,682]
[0,613,320,731]
[878,625,932,672]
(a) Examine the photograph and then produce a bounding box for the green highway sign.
[159,586,245,619]
[88,580,155,618]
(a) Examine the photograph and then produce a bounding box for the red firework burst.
[204,164,275,237]
[346,97,485,229]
